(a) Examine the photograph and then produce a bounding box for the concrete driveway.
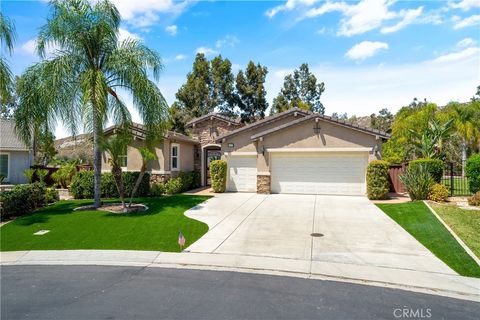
[185,193,455,275]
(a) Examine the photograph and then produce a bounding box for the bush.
[366,160,390,200]
[210,160,227,193]
[164,178,183,195]
[151,182,166,197]
[468,191,480,206]
[51,163,77,188]
[0,183,47,218]
[400,164,434,200]
[70,171,150,199]
[466,153,480,194]
[428,184,449,202]
[409,158,443,183]
[45,187,60,204]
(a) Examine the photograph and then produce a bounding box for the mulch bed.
[74,203,148,213]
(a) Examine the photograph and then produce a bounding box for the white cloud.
[429,47,480,63]
[449,0,480,11]
[174,54,187,61]
[118,28,141,41]
[20,39,36,55]
[165,25,178,36]
[110,0,191,27]
[266,0,319,18]
[453,14,480,29]
[381,7,423,34]
[215,35,239,48]
[195,46,219,57]
[457,37,476,48]
[345,41,389,61]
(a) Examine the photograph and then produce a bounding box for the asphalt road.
[1,265,479,320]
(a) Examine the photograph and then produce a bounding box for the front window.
[118,154,127,168]
[0,154,9,181]
[171,144,179,171]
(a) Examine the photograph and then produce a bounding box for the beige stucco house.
[101,108,389,195]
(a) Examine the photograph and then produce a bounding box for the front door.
[205,148,222,186]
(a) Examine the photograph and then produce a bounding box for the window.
[118,154,127,168]
[0,153,9,181]
[171,144,179,171]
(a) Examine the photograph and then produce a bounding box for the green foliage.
[45,187,60,204]
[466,153,480,193]
[210,160,227,193]
[0,174,5,184]
[409,158,444,183]
[271,63,325,114]
[0,13,16,104]
[236,61,269,123]
[366,160,390,200]
[24,168,35,183]
[428,184,449,202]
[36,168,49,184]
[400,164,435,201]
[51,162,77,188]
[468,192,480,206]
[164,178,183,195]
[36,129,57,165]
[167,102,188,134]
[381,139,406,164]
[370,108,393,133]
[70,171,150,199]
[0,183,47,218]
[150,182,166,197]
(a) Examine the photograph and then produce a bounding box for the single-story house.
[0,119,33,184]
[101,108,389,196]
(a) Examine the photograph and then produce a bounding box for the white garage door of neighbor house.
[271,153,368,195]
[227,156,257,192]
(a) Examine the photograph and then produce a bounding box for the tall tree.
[235,61,268,124]
[175,53,212,119]
[14,0,167,208]
[0,12,16,105]
[167,102,188,134]
[271,63,325,114]
[370,108,393,133]
[211,55,236,117]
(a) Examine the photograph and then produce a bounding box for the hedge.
[366,160,390,200]
[409,158,443,183]
[151,171,201,196]
[210,160,227,193]
[0,183,58,218]
[466,153,480,194]
[70,171,150,199]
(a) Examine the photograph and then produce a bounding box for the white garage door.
[271,153,367,195]
[227,156,257,192]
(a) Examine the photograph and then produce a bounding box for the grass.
[0,195,210,252]
[376,201,480,278]
[441,176,471,196]
[430,203,480,259]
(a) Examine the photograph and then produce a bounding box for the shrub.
[177,171,193,191]
[428,184,449,202]
[36,169,49,184]
[409,158,443,183]
[164,177,183,195]
[51,163,77,188]
[0,183,47,218]
[468,191,480,206]
[400,164,434,201]
[70,171,150,199]
[151,182,166,197]
[366,160,390,200]
[466,153,480,194]
[24,168,35,183]
[210,160,227,193]
[45,187,60,203]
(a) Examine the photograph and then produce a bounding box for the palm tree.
[0,12,16,104]
[14,0,168,208]
[128,146,157,208]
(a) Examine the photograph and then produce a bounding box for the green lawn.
[376,201,480,278]
[0,195,210,252]
[430,203,480,259]
[441,176,471,196]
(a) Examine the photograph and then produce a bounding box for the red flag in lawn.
[178,232,186,248]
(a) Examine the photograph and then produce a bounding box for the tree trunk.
[93,116,102,208]
[112,166,125,209]
[128,164,146,208]
[461,137,467,177]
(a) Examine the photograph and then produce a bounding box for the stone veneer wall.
[150,173,171,184]
[190,118,242,147]
[257,174,271,194]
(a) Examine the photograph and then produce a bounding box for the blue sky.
[2,0,480,138]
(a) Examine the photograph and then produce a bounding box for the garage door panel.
[227,156,257,192]
[271,154,367,195]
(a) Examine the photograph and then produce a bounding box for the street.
[1,265,479,320]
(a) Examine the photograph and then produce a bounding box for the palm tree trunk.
[461,137,467,177]
[93,116,102,208]
[128,164,146,208]
[112,166,125,209]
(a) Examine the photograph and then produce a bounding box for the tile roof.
[103,123,199,144]
[0,120,30,150]
[186,112,241,127]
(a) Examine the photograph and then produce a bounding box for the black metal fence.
[441,162,472,196]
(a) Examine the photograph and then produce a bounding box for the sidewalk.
[2,249,479,302]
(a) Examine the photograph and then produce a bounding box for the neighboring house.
[0,119,33,184]
[100,108,389,196]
